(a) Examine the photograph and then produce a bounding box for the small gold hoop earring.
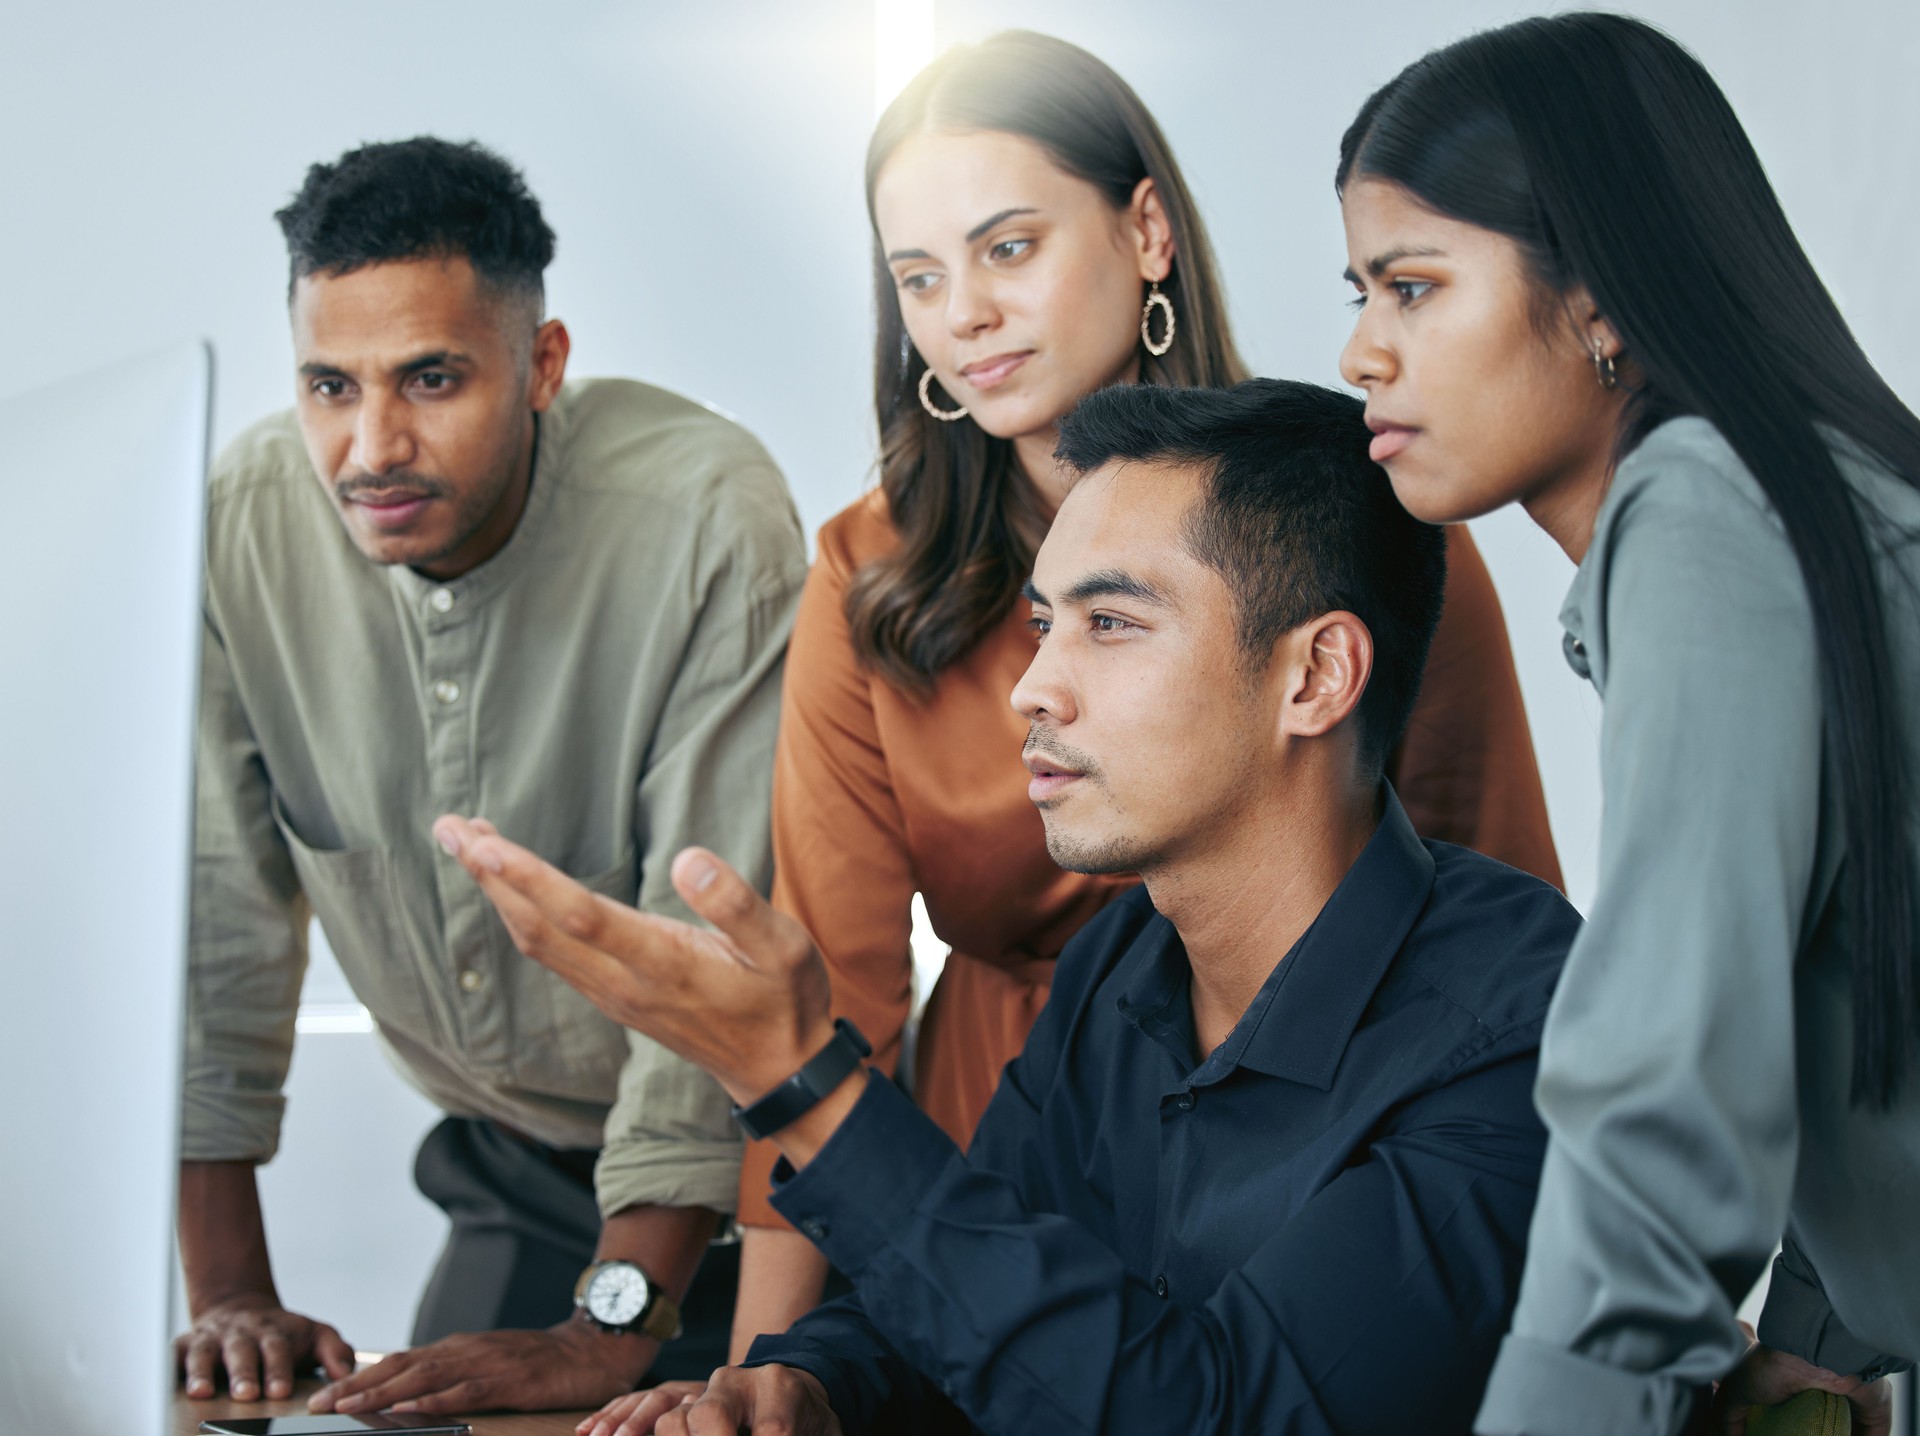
[1591,337,1619,391]
[1141,281,1175,358]
[919,365,968,421]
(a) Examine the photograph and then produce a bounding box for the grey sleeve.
[595,474,808,1218]
[180,603,309,1163]
[1477,463,1818,1436]
[1758,1238,1913,1381]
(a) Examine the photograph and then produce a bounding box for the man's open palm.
[433,817,836,1104]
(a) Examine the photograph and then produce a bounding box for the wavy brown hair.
[847,31,1248,692]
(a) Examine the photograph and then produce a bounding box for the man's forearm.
[578,1202,724,1376]
[732,1224,831,1363]
[595,1202,722,1292]
[179,1160,278,1314]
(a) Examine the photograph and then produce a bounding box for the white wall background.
[3,0,1914,1354]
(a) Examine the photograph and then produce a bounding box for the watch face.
[586,1262,650,1327]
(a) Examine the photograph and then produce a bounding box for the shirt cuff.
[179,1084,286,1164]
[741,1331,876,1434]
[1476,1334,1699,1436]
[1757,1251,1912,1382]
[768,1071,959,1277]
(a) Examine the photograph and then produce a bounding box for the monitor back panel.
[0,343,210,1436]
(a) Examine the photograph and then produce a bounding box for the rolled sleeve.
[597,481,805,1217]
[1758,1240,1912,1382]
[596,1031,745,1215]
[1479,1336,1697,1436]
[181,603,308,1163]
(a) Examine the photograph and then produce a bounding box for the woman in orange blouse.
[729,31,1561,1355]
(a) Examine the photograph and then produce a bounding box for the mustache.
[333,470,453,503]
[1022,725,1103,782]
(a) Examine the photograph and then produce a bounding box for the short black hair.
[274,136,555,306]
[1054,379,1448,774]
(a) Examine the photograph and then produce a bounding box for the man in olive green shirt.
[175,137,806,1418]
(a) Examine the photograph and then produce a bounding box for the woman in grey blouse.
[1333,14,1919,1436]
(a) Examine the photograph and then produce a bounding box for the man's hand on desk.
[175,1292,354,1401]
[309,1319,659,1418]
[577,1365,839,1436]
[431,817,863,1169]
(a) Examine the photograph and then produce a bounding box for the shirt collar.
[1115,785,1435,1091]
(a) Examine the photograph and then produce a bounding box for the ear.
[1126,176,1176,283]
[528,318,571,412]
[1277,611,1373,743]
[1565,284,1623,364]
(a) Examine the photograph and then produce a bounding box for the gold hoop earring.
[919,366,968,421]
[1141,281,1175,358]
[1591,336,1619,391]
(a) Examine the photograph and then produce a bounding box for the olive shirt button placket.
[419,590,492,1059]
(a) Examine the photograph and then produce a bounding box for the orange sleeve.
[735,522,918,1228]
[1389,525,1564,889]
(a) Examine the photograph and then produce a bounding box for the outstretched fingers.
[433,816,710,1025]
[671,847,811,975]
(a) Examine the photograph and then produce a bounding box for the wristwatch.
[572,1259,682,1341]
[731,1018,872,1142]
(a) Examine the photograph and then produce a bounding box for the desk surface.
[172,1383,595,1436]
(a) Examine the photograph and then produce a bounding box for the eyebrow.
[885,206,1041,263]
[297,350,473,380]
[1341,244,1447,286]
[1023,569,1169,609]
[966,206,1037,242]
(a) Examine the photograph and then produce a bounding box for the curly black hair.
[274,136,555,305]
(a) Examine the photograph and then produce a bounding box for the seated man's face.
[290,255,536,574]
[1013,460,1277,876]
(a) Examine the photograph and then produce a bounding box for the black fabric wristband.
[731,1018,873,1142]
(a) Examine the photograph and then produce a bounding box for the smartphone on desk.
[199,1417,473,1434]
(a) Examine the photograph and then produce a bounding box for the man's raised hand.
[431,817,836,1106]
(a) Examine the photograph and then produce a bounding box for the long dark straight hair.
[848,30,1248,692]
[1339,13,1920,1105]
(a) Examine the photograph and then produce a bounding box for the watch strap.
[731,1018,872,1142]
[638,1288,682,1343]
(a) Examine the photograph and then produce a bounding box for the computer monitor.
[0,343,211,1435]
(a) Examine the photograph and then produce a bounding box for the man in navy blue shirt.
[435,379,1579,1434]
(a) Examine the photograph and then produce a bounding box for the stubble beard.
[1025,723,1154,875]
[1042,820,1153,876]
[333,444,521,571]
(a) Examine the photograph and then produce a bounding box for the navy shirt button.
[1175,1091,1195,1112]
[1154,1275,1169,1298]
[799,1217,828,1242]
